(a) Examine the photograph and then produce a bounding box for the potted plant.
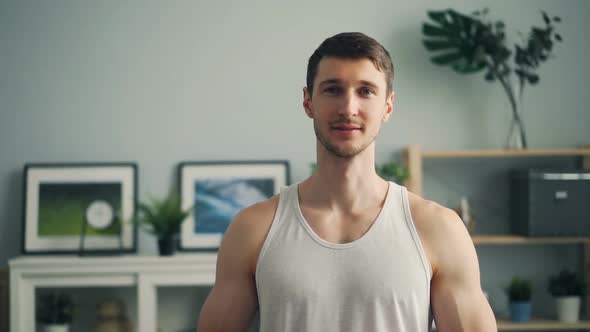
[36,293,73,332]
[506,277,532,322]
[548,269,587,323]
[377,161,409,184]
[422,8,562,149]
[135,192,193,256]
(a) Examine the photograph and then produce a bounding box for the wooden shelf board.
[472,235,590,245]
[421,148,590,158]
[497,318,590,330]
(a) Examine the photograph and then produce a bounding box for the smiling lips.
[331,123,362,134]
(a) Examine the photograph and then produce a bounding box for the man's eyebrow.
[317,79,342,87]
[359,80,379,90]
[317,79,380,90]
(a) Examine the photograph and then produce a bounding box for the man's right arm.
[197,198,277,332]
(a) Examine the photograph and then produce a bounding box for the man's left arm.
[423,207,497,331]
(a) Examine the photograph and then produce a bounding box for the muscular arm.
[411,197,497,331]
[197,198,277,331]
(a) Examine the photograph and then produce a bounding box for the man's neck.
[300,149,388,213]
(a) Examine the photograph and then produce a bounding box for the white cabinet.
[9,254,217,332]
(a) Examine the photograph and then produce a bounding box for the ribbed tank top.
[255,182,433,332]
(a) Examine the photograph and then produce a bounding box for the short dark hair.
[306,32,394,96]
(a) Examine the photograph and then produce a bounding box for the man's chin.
[315,130,372,158]
[324,144,367,159]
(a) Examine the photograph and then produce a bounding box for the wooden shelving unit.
[422,149,590,159]
[403,144,590,197]
[403,144,590,331]
[497,319,590,330]
[473,236,590,245]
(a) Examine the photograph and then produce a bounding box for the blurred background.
[1,0,589,331]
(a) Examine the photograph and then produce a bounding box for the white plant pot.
[555,296,581,323]
[41,324,69,332]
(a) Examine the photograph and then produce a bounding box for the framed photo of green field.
[22,163,138,254]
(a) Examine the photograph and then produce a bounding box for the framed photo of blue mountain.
[23,163,138,254]
[179,160,290,251]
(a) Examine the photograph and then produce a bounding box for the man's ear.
[303,87,314,118]
[382,91,395,123]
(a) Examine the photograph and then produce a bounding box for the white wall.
[1,0,589,325]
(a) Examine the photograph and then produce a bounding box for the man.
[198,32,497,331]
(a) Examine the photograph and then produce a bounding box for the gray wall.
[1,0,589,327]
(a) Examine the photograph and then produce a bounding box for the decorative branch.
[422,8,562,148]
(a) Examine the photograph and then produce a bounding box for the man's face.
[303,57,394,159]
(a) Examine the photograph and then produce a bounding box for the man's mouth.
[331,125,362,136]
[332,125,362,131]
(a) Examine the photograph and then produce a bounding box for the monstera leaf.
[421,8,563,150]
[422,9,489,73]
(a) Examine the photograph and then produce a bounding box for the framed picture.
[22,163,138,255]
[179,160,290,251]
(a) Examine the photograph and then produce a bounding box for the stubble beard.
[313,119,379,159]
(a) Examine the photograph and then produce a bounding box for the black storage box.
[510,169,590,237]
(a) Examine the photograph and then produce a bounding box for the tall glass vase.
[506,117,527,149]
[505,96,528,149]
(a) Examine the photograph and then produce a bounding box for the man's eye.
[323,86,341,95]
[359,87,375,96]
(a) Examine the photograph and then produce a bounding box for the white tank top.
[255,182,433,332]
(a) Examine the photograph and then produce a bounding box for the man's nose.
[337,91,359,117]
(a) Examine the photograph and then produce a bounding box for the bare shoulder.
[406,191,463,236]
[229,194,279,240]
[406,191,473,275]
[219,195,280,274]
[199,196,280,331]
[406,193,496,330]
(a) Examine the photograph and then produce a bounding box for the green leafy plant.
[377,161,409,183]
[36,293,73,324]
[135,192,193,240]
[422,8,562,148]
[548,269,587,297]
[506,277,532,302]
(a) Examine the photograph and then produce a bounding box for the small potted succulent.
[36,293,73,332]
[506,277,532,322]
[548,269,587,323]
[135,192,193,256]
